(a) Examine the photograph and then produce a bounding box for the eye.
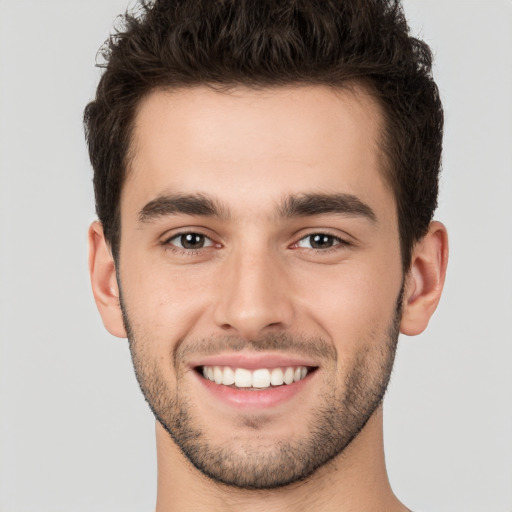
[296,233,344,250]
[167,232,215,250]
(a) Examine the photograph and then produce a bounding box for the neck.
[154,407,409,512]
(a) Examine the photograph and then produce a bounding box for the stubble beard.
[120,293,402,490]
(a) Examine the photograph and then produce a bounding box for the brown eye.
[168,232,214,249]
[297,234,342,249]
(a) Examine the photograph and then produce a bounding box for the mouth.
[198,365,315,390]
[190,353,320,409]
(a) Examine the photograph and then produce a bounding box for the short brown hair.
[84,0,443,271]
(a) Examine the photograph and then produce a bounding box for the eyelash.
[293,233,349,252]
[162,230,350,255]
[162,231,219,256]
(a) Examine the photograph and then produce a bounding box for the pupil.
[182,233,204,249]
[311,234,333,249]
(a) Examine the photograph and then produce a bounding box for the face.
[117,85,404,488]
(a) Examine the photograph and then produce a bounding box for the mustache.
[174,332,337,364]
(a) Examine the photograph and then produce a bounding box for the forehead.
[124,84,393,221]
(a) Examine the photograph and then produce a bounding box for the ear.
[88,221,127,338]
[400,221,449,336]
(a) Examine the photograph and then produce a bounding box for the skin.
[89,85,448,511]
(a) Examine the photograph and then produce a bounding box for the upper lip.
[189,352,319,370]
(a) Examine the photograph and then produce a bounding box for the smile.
[201,365,311,389]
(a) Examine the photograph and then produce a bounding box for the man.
[84,0,448,510]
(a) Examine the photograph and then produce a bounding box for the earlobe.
[400,221,449,336]
[88,221,127,338]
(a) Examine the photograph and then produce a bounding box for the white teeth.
[283,367,294,385]
[222,366,235,386]
[270,368,284,386]
[234,368,252,388]
[252,369,271,388]
[202,365,310,389]
[213,366,223,385]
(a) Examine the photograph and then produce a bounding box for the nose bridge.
[214,240,293,339]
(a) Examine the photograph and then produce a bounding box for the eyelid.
[295,234,344,249]
[160,228,222,251]
[291,227,353,247]
[166,232,215,248]
[159,227,352,252]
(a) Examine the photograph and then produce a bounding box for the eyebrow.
[279,193,377,222]
[138,191,376,224]
[138,193,228,223]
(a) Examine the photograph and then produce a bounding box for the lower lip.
[195,371,314,410]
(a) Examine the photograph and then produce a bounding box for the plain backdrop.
[0,1,511,511]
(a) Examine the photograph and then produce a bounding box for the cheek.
[120,258,215,343]
[294,259,402,348]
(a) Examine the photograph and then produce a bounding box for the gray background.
[0,1,511,510]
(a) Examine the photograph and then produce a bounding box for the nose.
[213,246,295,340]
